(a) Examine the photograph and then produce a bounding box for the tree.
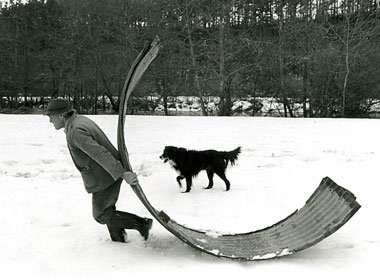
[326,0,380,117]
[197,0,258,116]
[180,0,208,115]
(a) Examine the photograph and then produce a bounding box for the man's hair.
[63,109,76,119]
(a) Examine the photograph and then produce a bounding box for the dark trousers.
[92,178,123,224]
[91,178,147,241]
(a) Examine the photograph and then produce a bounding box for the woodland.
[0,0,379,117]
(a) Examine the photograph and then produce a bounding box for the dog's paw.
[176,176,184,188]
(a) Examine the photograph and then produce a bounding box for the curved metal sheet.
[116,38,361,260]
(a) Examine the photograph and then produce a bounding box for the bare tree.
[182,0,208,116]
[327,0,380,116]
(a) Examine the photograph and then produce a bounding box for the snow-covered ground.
[0,115,379,279]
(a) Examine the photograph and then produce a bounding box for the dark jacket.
[65,115,125,193]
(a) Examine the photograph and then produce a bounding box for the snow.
[0,114,379,279]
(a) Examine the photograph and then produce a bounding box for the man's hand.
[121,171,138,185]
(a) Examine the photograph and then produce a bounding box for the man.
[45,98,152,243]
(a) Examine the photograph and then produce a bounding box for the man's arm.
[72,127,138,185]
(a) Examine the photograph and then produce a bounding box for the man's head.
[45,98,73,130]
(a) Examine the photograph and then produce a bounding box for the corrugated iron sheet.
[166,177,361,260]
[117,38,361,260]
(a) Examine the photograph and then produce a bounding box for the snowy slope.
[0,115,379,279]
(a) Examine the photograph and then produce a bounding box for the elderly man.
[45,98,152,243]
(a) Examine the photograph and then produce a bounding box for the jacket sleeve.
[71,127,125,181]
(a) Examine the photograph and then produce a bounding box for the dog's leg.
[183,176,192,193]
[216,171,231,191]
[205,168,214,189]
[176,175,185,188]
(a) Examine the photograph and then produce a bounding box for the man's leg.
[92,179,152,242]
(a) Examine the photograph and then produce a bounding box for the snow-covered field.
[1,115,379,279]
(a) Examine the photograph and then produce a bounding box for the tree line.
[0,0,379,117]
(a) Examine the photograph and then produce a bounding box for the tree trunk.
[217,19,230,116]
[277,1,288,117]
[156,77,168,116]
[342,18,350,118]
[185,2,207,116]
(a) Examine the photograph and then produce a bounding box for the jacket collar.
[64,114,77,134]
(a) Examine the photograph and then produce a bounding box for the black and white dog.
[160,146,241,193]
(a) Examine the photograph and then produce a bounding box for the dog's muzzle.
[159,155,169,163]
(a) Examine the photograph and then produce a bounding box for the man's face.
[49,114,65,130]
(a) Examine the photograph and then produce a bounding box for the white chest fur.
[168,159,181,174]
[168,159,177,168]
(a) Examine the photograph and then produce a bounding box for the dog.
[160,146,241,192]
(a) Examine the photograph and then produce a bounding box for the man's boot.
[140,218,153,240]
[107,225,128,243]
[108,211,153,241]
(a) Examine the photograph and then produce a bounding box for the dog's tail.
[223,147,241,166]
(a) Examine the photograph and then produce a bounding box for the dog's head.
[159,146,178,163]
